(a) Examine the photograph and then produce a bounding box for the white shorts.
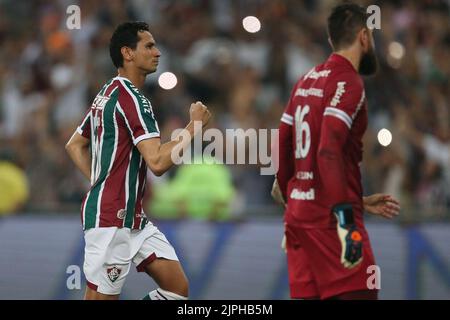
[83,222,178,295]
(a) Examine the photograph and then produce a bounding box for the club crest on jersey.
[107,266,121,283]
[117,209,126,219]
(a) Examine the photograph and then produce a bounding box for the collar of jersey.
[328,53,358,73]
[114,76,133,84]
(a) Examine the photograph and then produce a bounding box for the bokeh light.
[377,128,393,147]
[242,16,261,33]
[158,72,177,90]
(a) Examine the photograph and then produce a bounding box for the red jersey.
[277,53,368,229]
[77,76,160,230]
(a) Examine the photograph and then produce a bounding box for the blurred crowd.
[0,0,448,221]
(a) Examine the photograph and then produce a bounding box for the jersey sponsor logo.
[137,92,153,114]
[143,105,152,114]
[106,266,122,283]
[295,88,323,98]
[352,90,365,120]
[296,171,314,180]
[129,83,139,92]
[117,209,126,219]
[128,83,153,112]
[290,188,315,200]
[92,95,110,111]
[330,81,346,107]
[303,68,331,80]
[135,212,146,219]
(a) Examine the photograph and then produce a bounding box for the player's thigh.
[285,224,320,299]
[144,258,188,294]
[83,227,131,296]
[84,287,120,300]
[297,228,377,299]
[133,228,188,295]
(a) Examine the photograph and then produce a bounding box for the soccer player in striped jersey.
[66,22,210,300]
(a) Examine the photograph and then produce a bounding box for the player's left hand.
[333,204,363,269]
[363,193,400,219]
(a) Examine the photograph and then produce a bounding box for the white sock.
[148,288,187,300]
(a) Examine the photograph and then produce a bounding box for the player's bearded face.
[359,34,378,76]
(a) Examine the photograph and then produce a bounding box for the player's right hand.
[333,203,363,269]
[190,101,211,127]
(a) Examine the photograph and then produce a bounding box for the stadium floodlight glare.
[158,72,177,90]
[377,128,392,147]
[387,41,405,69]
[242,16,261,33]
[388,41,405,60]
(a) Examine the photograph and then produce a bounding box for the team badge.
[117,209,126,219]
[107,266,122,283]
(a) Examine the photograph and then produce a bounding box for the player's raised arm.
[136,101,211,176]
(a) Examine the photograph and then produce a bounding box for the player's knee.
[159,272,189,297]
[182,277,189,297]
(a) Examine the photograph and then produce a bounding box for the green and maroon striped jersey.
[77,76,160,230]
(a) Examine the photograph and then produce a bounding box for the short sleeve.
[323,73,365,129]
[76,110,91,139]
[280,86,297,126]
[116,80,160,145]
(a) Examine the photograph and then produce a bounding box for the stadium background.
[0,0,448,299]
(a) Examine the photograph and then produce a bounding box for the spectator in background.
[0,0,448,221]
[0,160,29,215]
[149,155,235,221]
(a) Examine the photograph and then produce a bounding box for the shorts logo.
[117,209,126,219]
[290,188,315,200]
[107,266,121,283]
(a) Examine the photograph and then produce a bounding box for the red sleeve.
[277,122,294,199]
[76,109,91,139]
[276,89,296,199]
[317,73,365,208]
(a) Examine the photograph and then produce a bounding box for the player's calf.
[142,258,189,299]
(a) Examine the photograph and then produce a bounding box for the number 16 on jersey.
[295,105,311,159]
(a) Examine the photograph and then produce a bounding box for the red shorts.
[285,223,378,299]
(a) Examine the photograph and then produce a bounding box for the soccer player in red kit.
[274,3,400,300]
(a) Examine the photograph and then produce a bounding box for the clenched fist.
[190,101,211,127]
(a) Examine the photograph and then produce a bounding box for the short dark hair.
[109,21,150,68]
[327,3,369,50]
